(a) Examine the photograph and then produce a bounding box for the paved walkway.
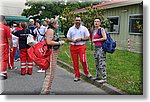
[1,61,108,95]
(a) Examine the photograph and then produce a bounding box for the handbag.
[27,34,38,46]
[27,40,52,70]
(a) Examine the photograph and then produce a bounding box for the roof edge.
[73,0,143,13]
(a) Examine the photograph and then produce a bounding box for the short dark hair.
[95,17,101,21]
[36,19,41,25]
[76,15,80,18]
[75,16,81,19]
[0,15,5,22]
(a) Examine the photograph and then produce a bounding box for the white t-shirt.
[33,25,47,42]
[67,25,90,45]
[10,28,19,47]
[12,34,19,47]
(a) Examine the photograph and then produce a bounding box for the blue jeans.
[14,48,20,60]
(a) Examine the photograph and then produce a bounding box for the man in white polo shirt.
[67,16,92,82]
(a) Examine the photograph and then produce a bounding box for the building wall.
[104,4,143,53]
[0,0,26,16]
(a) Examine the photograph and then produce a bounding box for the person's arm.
[30,29,37,37]
[8,38,13,51]
[33,28,37,35]
[66,28,77,43]
[81,37,89,41]
[45,29,64,46]
[67,38,76,43]
[101,28,107,41]
[7,27,13,51]
[12,30,20,37]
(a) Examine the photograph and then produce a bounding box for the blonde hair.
[49,18,58,27]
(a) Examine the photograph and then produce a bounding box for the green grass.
[58,43,143,95]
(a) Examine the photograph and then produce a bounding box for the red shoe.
[21,68,26,75]
[27,68,32,75]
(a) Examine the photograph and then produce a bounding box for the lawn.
[58,42,143,95]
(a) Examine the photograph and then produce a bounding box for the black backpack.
[97,28,116,54]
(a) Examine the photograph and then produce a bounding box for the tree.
[22,1,65,19]
[59,6,111,35]
[21,0,101,19]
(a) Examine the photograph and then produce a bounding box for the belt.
[71,44,84,46]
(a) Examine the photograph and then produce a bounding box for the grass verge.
[58,43,143,95]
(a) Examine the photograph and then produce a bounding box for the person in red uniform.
[8,22,22,70]
[0,15,13,80]
[67,16,92,82]
[13,22,35,75]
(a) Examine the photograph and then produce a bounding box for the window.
[107,16,120,33]
[129,14,143,34]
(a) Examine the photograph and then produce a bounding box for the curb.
[57,60,127,95]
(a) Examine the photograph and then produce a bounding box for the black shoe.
[0,75,7,80]
[74,77,80,82]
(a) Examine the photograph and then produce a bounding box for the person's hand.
[75,38,82,42]
[72,40,77,43]
[92,39,98,43]
[59,41,65,46]
[10,47,13,52]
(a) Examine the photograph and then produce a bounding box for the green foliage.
[59,6,111,33]
[135,20,143,32]
[22,0,100,20]
[59,8,75,31]
[22,1,65,19]
[58,43,143,94]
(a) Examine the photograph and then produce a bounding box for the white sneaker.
[97,79,107,83]
[74,77,80,82]
[15,58,20,62]
[37,69,45,73]
[14,66,18,70]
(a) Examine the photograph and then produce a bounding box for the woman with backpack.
[92,18,107,83]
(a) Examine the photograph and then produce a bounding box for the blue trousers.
[14,48,20,60]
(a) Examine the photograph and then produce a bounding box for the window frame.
[107,16,120,34]
[128,14,143,35]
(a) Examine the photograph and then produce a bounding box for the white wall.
[0,0,27,16]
